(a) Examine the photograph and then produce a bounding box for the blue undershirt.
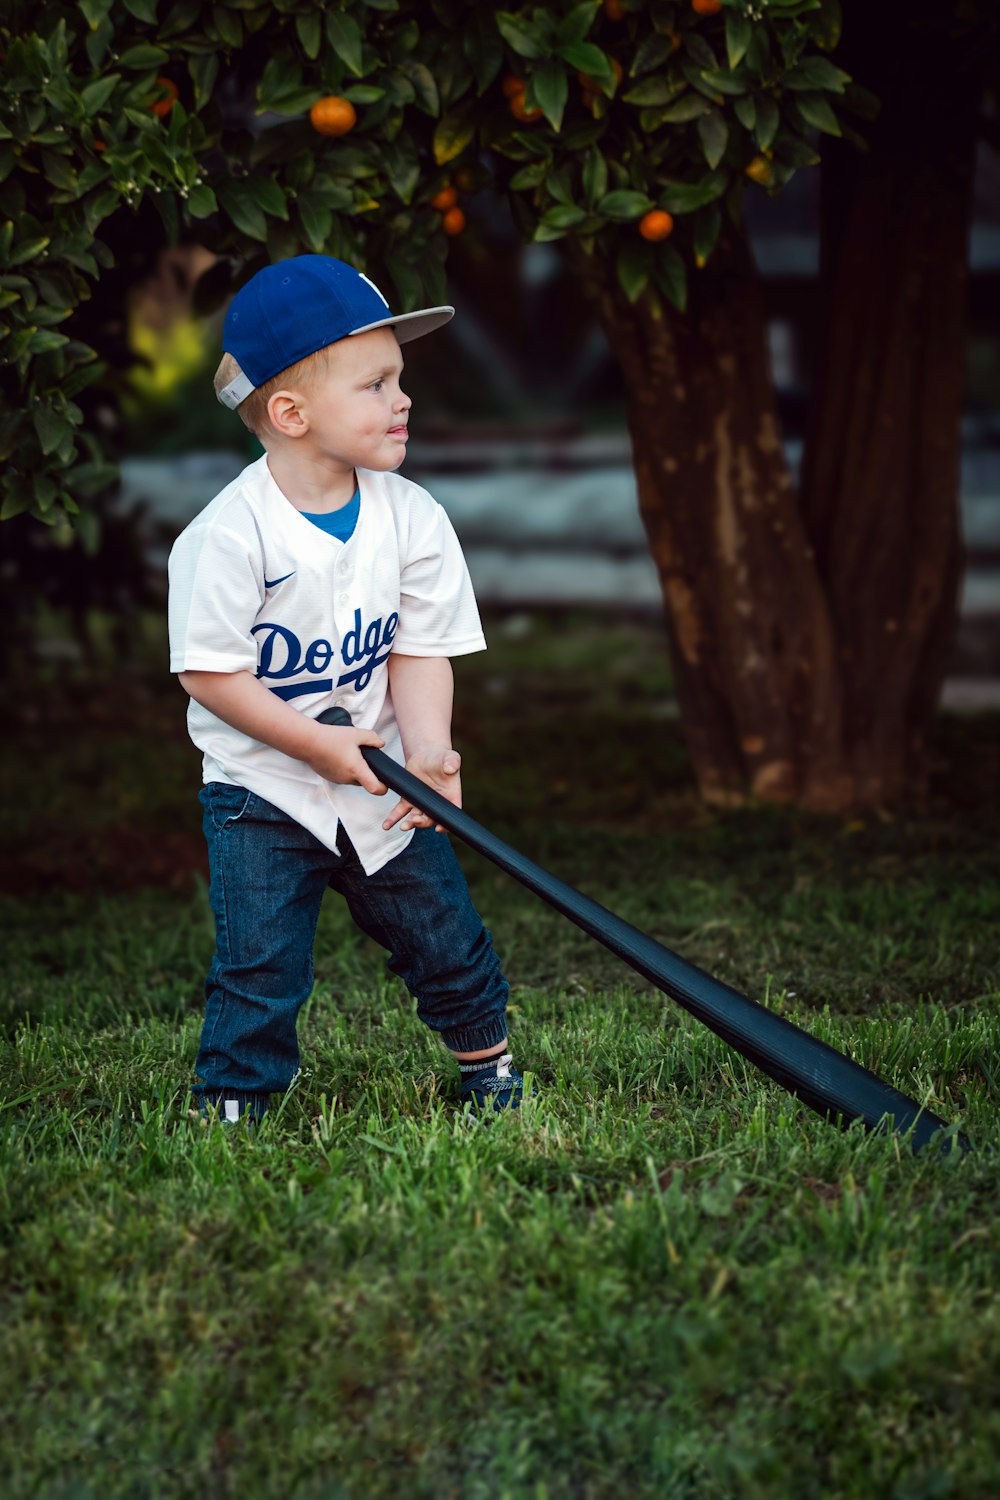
[301,487,360,542]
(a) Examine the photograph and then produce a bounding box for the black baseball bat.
[317,707,970,1154]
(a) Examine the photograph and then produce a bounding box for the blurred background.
[75,135,999,710]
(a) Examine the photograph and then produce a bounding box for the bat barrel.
[316,708,970,1155]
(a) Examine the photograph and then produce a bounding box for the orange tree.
[1,0,991,807]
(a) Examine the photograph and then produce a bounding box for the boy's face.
[271,326,412,472]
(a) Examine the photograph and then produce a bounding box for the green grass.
[2,613,999,1499]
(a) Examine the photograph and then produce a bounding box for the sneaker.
[197,1091,268,1125]
[459,1054,535,1114]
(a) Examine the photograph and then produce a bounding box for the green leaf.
[217,180,269,240]
[538,204,587,230]
[301,174,354,211]
[773,134,821,168]
[212,5,242,50]
[248,176,288,219]
[617,242,652,305]
[8,237,50,266]
[262,86,318,117]
[186,183,218,218]
[660,171,728,213]
[598,189,655,222]
[85,15,114,69]
[622,77,684,107]
[725,13,752,71]
[693,204,721,264]
[783,57,851,93]
[381,138,420,204]
[698,68,749,97]
[117,43,170,69]
[342,84,387,104]
[755,96,779,151]
[41,151,77,193]
[560,42,614,87]
[698,112,728,171]
[657,93,714,123]
[555,2,599,47]
[841,82,880,122]
[81,75,120,114]
[26,330,70,354]
[527,61,568,131]
[581,148,607,206]
[33,407,74,457]
[0,488,32,521]
[509,161,548,189]
[123,0,159,21]
[629,33,675,77]
[398,60,439,115]
[745,26,771,77]
[495,12,549,60]
[79,0,113,26]
[733,95,756,131]
[153,190,180,246]
[433,104,476,166]
[812,0,843,51]
[546,167,573,205]
[297,194,334,252]
[326,11,364,76]
[654,245,687,312]
[795,91,841,135]
[189,52,219,107]
[295,12,322,61]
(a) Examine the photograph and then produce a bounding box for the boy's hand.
[382,744,462,832]
[308,724,388,796]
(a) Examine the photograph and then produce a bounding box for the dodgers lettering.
[251,611,398,700]
[338,609,398,691]
[252,621,334,700]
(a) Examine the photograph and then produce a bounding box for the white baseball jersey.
[167,454,486,874]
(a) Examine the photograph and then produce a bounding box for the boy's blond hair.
[213,346,332,439]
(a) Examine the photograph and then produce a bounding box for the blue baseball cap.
[217,254,454,409]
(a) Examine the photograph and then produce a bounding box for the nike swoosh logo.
[264,571,296,589]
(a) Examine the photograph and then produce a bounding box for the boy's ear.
[267,389,308,438]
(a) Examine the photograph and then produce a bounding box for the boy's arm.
[178,669,388,796]
[382,654,462,832]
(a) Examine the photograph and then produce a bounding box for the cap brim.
[349,306,455,345]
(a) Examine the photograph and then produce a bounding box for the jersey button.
[338,592,349,604]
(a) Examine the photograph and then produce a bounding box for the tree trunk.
[572,1,984,813]
[574,236,851,810]
[798,0,984,804]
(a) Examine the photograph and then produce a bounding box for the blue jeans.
[194,782,510,1109]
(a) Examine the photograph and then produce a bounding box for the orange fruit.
[604,0,624,18]
[151,77,178,118]
[670,32,682,52]
[309,96,357,137]
[745,154,774,186]
[691,0,723,13]
[501,74,526,99]
[431,185,458,211]
[454,166,477,192]
[638,209,674,241]
[441,206,466,236]
[510,91,543,122]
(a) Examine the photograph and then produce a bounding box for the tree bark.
[572,1,984,812]
[574,236,850,810]
[798,0,984,804]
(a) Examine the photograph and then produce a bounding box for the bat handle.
[317,706,354,730]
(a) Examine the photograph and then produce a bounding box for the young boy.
[168,254,528,1122]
